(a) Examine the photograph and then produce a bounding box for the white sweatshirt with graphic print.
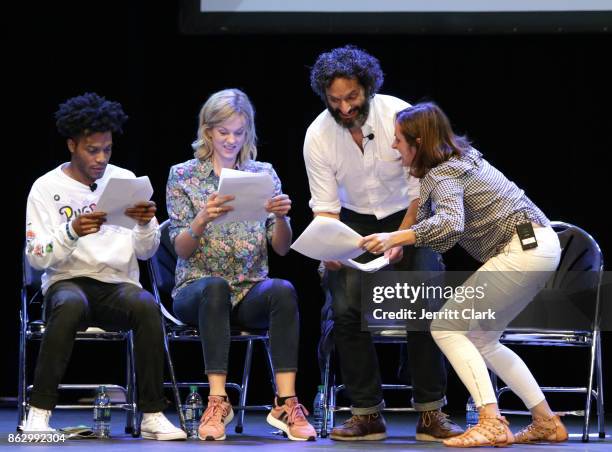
[25,164,159,294]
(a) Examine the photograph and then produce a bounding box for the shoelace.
[342,415,360,427]
[342,413,375,427]
[202,400,229,424]
[147,413,173,429]
[285,402,309,426]
[421,410,449,428]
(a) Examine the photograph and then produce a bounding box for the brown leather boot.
[416,410,464,442]
[514,414,568,443]
[329,412,387,441]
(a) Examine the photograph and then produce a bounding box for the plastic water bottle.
[93,386,111,438]
[312,385,325,436]
[465,396,479,429]
[184,386,203,439]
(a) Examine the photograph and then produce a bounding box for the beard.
[328,98,371,129]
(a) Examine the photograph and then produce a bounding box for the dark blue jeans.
[173,277,299,374]
[328,208,448,414]
[30,277,167,412]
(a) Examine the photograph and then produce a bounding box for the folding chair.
[147,220,276,434]
[17,254,139,435]
[493,221,605,442]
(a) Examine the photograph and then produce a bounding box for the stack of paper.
[290,216,389,273]
[211,168,275,224]
[95,176,153,229]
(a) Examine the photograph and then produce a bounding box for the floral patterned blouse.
[166,157,282,305]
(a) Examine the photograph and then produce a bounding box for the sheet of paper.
[290,216,366,261]
[95,176,153,229]
[291,217,388,272]
[342,256,390,273]
[211,168,275,224]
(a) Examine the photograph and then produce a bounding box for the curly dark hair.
[310,45,384,100]
[55,92,128,138]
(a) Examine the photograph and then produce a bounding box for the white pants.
[431,225,561,409]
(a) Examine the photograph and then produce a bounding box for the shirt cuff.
[65,221,79,242]
[411,224,427,248]
[308,199,342,214]
[134,217,159,232]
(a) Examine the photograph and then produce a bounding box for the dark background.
[5,1,611,415]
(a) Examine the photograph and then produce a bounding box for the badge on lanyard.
[516,214,538,250]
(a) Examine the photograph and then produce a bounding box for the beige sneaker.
[198,395,234,441]
[266,396,316,441]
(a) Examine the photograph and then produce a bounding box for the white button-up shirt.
[304,94,420,220]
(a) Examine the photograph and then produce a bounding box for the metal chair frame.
[17,257,139,435]
[492,221,605,442]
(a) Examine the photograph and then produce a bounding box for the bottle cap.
[189,385,198,393]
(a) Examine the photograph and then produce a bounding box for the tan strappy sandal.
[443,415,514,448]
[514,414,568,443]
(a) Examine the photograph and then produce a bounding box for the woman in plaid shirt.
[361,102,567,447]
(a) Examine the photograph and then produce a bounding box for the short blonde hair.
[191,89,257,165]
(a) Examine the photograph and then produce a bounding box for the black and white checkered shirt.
[412,147,549,262]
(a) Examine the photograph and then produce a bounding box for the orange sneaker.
[266,396,316,441]
[198,395,234,441]
[514,414,568,444]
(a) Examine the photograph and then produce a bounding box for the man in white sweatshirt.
[24,92,186,440]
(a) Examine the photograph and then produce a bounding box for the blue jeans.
[173,277,299,374]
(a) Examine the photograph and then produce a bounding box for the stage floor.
[1,408,609,450]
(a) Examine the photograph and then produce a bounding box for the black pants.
[30,277,167,413]
[328,208,448,414]
[173,278,299,374]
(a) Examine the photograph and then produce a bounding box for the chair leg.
[161,329,185,432]
[320,352,331,438]
[490,371,500,401]
[595,332,605,438]
[263,338,277,395]
[582,332,598,442]
[125,333,134,434]
[17,326,27,430]
[236,340,255,434]
[329,350,337,431]
[127,332,140,437]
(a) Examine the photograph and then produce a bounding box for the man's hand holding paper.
[95,176,154,229]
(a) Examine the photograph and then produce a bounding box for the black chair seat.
[26,320,129,340]
[501,329,592,346]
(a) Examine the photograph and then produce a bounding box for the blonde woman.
[166,89,315,442]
